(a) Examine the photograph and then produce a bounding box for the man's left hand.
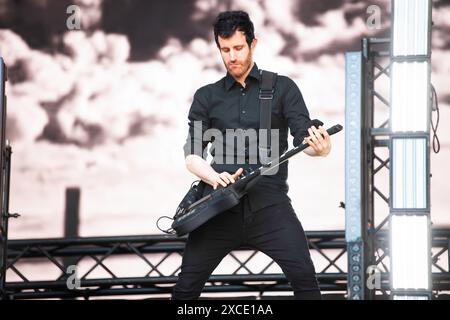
[304,126,331,157]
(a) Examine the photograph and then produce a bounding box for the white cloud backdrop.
[0,0,448,240]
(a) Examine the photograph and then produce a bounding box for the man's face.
[217,31,256,80]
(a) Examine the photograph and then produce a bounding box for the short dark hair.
[213,11,255,48]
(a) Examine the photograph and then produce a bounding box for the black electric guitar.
[169,124,343,236]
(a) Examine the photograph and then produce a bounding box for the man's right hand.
[212,168,244,190]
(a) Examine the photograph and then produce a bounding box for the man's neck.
[234,61,254,87]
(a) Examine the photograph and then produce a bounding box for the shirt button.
[242,110,246,114]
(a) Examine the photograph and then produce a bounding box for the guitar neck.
[233,124,343,192]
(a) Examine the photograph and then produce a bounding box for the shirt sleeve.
[183,88,211,159]
[282,80,312,147]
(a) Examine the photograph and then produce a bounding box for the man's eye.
[236,47,243,50]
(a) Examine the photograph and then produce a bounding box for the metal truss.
[346,37,450,300]
[0,145,13,297]
[1,229,449,300]
[361,37,393,299]
[359,37,450,299]
[2,232,349,299]
[345,38,393,300]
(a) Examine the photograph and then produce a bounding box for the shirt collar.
[225,62,260,91]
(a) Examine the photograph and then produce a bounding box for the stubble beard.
[226,53,252,80]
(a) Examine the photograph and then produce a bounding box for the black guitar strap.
[259,69,277,165]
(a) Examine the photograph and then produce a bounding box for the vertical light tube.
[392,0,430,56]
[392,138,427,209]
[391,215,430,290]
[390,0,432,299]
[390,62,429,132]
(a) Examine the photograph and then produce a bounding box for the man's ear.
[250,38,258,49]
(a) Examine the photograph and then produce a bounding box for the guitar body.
[172,186,242,236]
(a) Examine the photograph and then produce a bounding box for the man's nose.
[229,50,236,61]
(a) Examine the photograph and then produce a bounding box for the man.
[172,10,331,300]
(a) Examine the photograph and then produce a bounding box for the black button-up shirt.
[183,63,312,213]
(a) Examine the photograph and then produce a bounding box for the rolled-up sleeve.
[282,80,312,147]
[183,87,211,159]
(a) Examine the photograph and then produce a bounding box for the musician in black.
[172,11,331,300]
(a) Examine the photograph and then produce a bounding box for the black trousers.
[172,198,321,300]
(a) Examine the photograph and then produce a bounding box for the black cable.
[156,216,175,234]
[156,180,202,234]
[431,84,440,154]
